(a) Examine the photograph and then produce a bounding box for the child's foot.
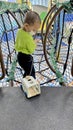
[59,82,67,87]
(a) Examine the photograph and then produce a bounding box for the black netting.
[0,1,73,87]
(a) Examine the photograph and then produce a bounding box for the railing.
[0,45,5,80]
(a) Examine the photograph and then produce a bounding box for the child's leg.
[17,52,35,78]
[23,63,36,78]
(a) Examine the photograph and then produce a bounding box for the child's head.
[23,11,41,33]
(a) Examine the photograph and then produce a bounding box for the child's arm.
[33,35,41,43]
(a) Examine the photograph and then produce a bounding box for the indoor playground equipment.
[0,0,73,87]
[41,0,73,86]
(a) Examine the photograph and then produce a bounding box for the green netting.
[50,37,65,83]
[7,56,17,81]
[0,1,29,14]
[0,1,73,87]
[54,0,73,13]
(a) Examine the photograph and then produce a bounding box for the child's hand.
[34,39,40,43]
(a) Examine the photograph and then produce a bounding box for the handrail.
[0,44,5,80]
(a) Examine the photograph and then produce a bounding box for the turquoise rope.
[50,37,65,83]
[7,56,17,81]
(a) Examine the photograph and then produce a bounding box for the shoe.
[59,82,67,87]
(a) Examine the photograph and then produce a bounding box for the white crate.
[22,76,41,98]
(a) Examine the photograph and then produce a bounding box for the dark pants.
[17,52,35,78]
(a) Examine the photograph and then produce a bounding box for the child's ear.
[23,23,29,31]
[24,23,29,27]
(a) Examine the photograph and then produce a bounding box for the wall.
[30,0,49,7]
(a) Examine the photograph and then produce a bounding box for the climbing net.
[41,0,73,86]
[0,1,73,87]
[0,1,57,87]
[0,1,29,87]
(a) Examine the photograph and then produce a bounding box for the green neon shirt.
[15,28,36,54]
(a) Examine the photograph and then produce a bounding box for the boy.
[15,11,41,78]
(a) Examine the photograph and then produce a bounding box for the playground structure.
[41,0,73,86]
[0,0,73,87]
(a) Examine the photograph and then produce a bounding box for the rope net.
[54,0,73,12]
[0,1,58,87]
[42,2,73,86]
[0,1,73,87]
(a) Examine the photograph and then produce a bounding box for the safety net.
[0,1,73,87]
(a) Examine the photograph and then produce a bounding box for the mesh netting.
[42,3,73,86]
[0,1,29,87]
[0,1,73,87]
[0,1,29,13]
[54,0,73,13]
[0,1,58,87]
